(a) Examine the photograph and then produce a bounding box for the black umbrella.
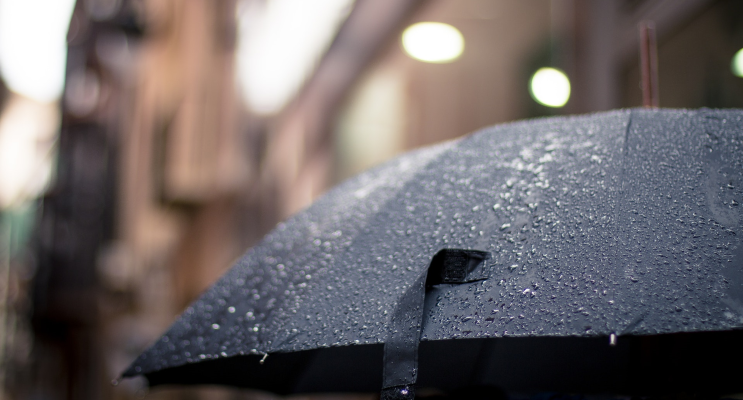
[122,109,743,397]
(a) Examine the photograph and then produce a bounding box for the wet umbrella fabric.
[123,109,743,395]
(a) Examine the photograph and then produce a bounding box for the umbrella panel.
[126,109,743,396]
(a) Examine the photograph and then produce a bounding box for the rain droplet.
[228,306,236,313]
[212,324,220,330]
[500,223,511,230]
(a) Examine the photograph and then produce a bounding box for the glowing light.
[236,0,355,115]
[732,48,743,78]
[402,22,464,63]
[529,67,571,108]
[0,0,76,102]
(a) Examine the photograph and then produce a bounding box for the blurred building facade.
[0,0,742,399]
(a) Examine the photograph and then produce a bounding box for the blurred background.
[0,0,743,399]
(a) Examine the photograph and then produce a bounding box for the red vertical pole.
[639,20,659,108]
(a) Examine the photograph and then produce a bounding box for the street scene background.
[0,0,742,399]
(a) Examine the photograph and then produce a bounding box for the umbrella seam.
[611,109,634,336]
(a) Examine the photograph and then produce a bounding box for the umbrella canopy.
[123,109,743,396]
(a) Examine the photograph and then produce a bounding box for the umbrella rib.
[608,110,635,337]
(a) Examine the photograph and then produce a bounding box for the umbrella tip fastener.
[381,249,490,400]
[426,249,491,285]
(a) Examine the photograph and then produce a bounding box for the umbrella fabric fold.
[123,109,743,395]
